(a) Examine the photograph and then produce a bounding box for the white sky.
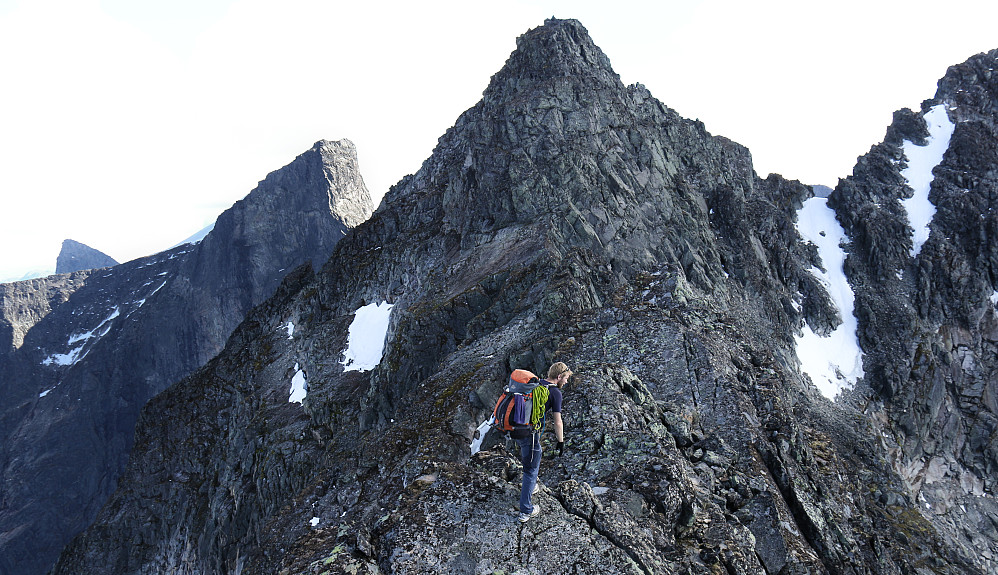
[2,0,997,281]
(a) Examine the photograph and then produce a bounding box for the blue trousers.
[515,432,542,514]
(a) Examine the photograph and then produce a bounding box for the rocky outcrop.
[55,239,119,274]
[49,19,995,575]
[0,272,90,355]
[829,48,998,568]
[0,140,373,575]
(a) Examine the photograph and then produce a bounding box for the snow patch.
[42,345,85,367]
[133,281,167,308]
[901,104,955,257]
[289,363,307,404]
[67,307,120,345]
[795,197,864,400]
[285,321,295,340]
[309,517,320,527]
[341,302,394,372]
[43,307,120,367]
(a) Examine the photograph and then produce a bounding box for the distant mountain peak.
[55,239,118,274]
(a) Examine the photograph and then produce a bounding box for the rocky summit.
[0,140,373,575]
[54,239,119,274]
[47,19,998,575]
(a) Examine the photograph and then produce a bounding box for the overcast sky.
[2,0,997,281]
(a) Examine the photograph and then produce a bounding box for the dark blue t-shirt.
[545,382,562,414]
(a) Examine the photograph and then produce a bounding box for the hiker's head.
[548,362,572,387]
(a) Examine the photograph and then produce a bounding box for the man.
[543,361,570,456]
[516,362,572,523]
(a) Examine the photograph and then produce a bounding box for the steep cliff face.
[0,140,373,575]
[829,48,998,568]
[55,239,119,274]
[52,20,992,575]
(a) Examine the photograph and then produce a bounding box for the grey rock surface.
[0,140,372,575]
[50,19,995,575]
[54,239,119,274]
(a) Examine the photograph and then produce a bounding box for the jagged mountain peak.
[381,18,627,215]
[482,18,621,103]
[55,239,118,274]
[379,16,749,287]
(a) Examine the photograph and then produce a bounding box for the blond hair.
[548,362,571,380]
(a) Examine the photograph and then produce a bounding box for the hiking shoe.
[532,482,541,495]
[518,504,540,523]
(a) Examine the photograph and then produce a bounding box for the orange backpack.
[491,369,541,435]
